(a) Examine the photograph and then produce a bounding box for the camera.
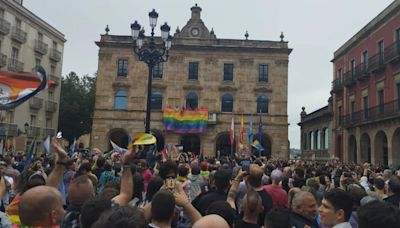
[241,160,250,172]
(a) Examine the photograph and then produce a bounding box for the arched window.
[310,131,315,150]
[316,130,320,149]
[257,96,269,113]
[308,132,312,150]
[221,93,233,112]
[151,91,163,110]
[114,91,127,110]
[186,92,198,109]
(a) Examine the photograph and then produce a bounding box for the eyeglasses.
[166,176,176,179]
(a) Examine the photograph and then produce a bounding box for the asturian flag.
[0,66,54,109]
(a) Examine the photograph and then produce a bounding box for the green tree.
[58,72,96,143]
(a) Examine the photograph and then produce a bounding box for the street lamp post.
[131,9,172,133]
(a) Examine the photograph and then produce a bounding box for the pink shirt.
[142,169,153,191]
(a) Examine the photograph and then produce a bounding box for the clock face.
[191,28,199,36]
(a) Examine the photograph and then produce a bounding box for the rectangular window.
[223,63,233,81]
[35,58,41,67]
[338,106,343,125]
[363,96,368,119]
[188,62,199,80]
[53,41,57,49]
[50,65,56,74]
[350,100,355,121]
[153,62,163,79]
[0,9,4,18]
[362,51,368,71]
[397,83,400,111]
[48,90,54,100]
[11,47,18,59]
[350,60,356,78]
[6,110,14,124]
[38,32,43,40]
[46,118,52,128]
[259,64,268,82]
[338,68,343,82]
[378,40,384,63]
[15,18,21,28]
[378,90,384,115]
[30,115,36,126]
[117,59,128,77]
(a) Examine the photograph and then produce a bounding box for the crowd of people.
[0,137,399,228]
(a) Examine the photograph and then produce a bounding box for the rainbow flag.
[0,67,54,110]
[163,107,208,134]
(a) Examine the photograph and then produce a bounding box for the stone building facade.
[91,5,291,158]
[331,1,400,166]
[298,98,333,161]
[0,0,65,154]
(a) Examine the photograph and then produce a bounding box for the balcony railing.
[11,26,27,44]
[49,74,60,84]
[43,128,55,137]
[49,48,61,62]
[45,100,57,112]
[0,53,7,68]
[342,99,400,127]
[27,126,41,138]
[7,58,23,72]
[332,79,343,93]
[385,41,400,63]
[0,123,18,136]
[34,39,48,55]
[29,97,43,109]
[0,18,11,35]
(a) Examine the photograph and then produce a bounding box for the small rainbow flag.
[163,107,208,134]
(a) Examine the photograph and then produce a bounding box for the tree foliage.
[58,72,96,143]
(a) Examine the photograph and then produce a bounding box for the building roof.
[298,105,332,126]
[332,0,399,62]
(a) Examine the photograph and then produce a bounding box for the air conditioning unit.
[208,113,216,124]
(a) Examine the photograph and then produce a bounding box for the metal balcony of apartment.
[49,48,61,62]
[0,18,11,35]
[34,39,48,55]
[343,99,400,128]
[27,126,42,138]
[332,78,343,93]
[7,58,23,72]
[43,128,55,137]
[0,53,7,68]
[45,100,57,113]
[343,70,357,87]
[0,123,18,137]
[385,41,400,64]
[369,53,385,73]
[49,74,60,85]
[29,97,43,109]
[11,26,27,44]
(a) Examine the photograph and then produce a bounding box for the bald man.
[236,190,264,228]
[192,214,230,228]
[19,185,65,227]
[244,164,273,226]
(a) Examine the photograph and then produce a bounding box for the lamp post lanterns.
[131,9,172,133]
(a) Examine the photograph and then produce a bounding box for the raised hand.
[51,136,68,162]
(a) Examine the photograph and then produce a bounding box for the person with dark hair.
[144,176,164,203]
[189,163,206,201]
[357,200,400,228]
[75,162,98,188]
[177,164,191,195]
[345,183,366,227]
[138,159,153,191]
[205,201,237,227]
[319,189,353,228]
[80,196,112,228]
[265,208,292,228]
[373,177,387,199]
[192,168,231,215]
[384,175,400,206]
[293,168,306,188]
[92,156,106,179]
[150,190,176,228]
[91,206,146,228]
[158,160,178,180]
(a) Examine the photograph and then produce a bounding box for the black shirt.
[236,219,260,228]
[289,211,318,228]
[257,189,273,226]
[192,189,227,215]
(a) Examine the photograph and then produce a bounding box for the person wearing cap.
[264,169,288,208]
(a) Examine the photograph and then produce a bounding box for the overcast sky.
[24,0,394,149]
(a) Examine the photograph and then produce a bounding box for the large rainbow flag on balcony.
[163,107,208,134]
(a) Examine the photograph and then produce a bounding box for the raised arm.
[112,148,135,206]
[47,137,69,188]
[174,184,202,224]
[227,169,246,210]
